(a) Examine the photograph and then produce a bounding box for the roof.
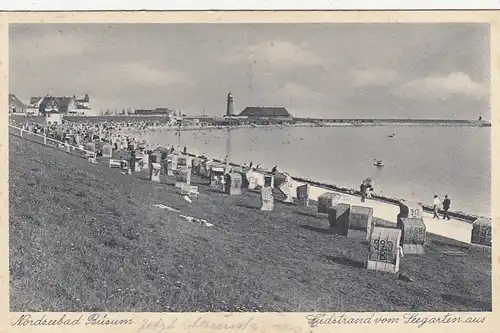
[76,94,90,102]
[29,97,43,105]
[45,109,64,114]
[39,96,74,113]
[239,106,291,117]
[9,94,26,108]
[135,108,172,114]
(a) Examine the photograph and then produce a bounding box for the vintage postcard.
[0,10,497,333]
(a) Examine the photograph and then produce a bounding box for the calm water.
[144,126,491,216]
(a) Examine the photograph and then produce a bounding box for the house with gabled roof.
[26,96,44,115]
[237,106,294,125]
[135,107,174,116]
[26,93,92,116]
[39,96,76,114]
[239,106,293,118]
[9,94,27,114]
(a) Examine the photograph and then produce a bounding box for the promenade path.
[303,185,473,244]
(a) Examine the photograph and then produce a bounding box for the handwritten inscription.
[137,318,178,332]
[138,317,260,333]
[191,317,258,331]
[274,323,302,333]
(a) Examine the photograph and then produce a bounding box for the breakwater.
[294,118,492,127]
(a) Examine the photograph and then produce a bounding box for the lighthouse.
[226,92,234,117]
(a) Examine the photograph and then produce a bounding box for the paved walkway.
[299,183,473,244]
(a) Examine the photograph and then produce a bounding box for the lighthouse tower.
[226,92,234,117]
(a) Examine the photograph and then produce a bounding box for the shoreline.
[10,115,490,131]
[118,121,491,135]
[9,120,489,221]
[204,157,485,223]
[121,127,487,222]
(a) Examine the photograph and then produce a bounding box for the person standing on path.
[360,182,367,203]
[433,195,441,219]
[442,195,451,220]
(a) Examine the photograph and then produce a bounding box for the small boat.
[388,133,395,138]
[373,159,384,167]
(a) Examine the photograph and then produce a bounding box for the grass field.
[9,135,491,312]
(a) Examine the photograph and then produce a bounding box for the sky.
[9,23,490,119]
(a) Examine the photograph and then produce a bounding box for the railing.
[8,124,97,159]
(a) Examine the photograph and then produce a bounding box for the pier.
[293,118,492,127]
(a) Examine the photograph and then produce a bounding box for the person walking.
[360,182,367,203]
[442,195,451,220]
[433,195,441,219]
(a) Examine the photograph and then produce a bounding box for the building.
[40,96,77,115]
[226,92,234,116]
[75,94,90,108]
[73,94,93,115]
[237,106,294,125]
[239,106,293,119]
[135,107,174,116]
[27,94,92,116]
[9,94,27,114]
[183,115,217,125]
[26,97,44,115]
[45,111,64,125]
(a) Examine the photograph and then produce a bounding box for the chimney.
[226,92,234,116]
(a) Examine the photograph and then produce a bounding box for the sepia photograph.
[8,21,492,313]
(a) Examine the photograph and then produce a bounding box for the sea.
[143,126,491,217]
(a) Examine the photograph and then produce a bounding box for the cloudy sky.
[9,23,490,118]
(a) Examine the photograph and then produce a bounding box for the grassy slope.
[9,135,491,312]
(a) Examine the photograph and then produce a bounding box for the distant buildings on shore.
[9,94,27,114]
[9,90,490,128]
[238,106,292,119]
[135,108,173,116]
[9,93,96,116]
[221,91,294,125]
